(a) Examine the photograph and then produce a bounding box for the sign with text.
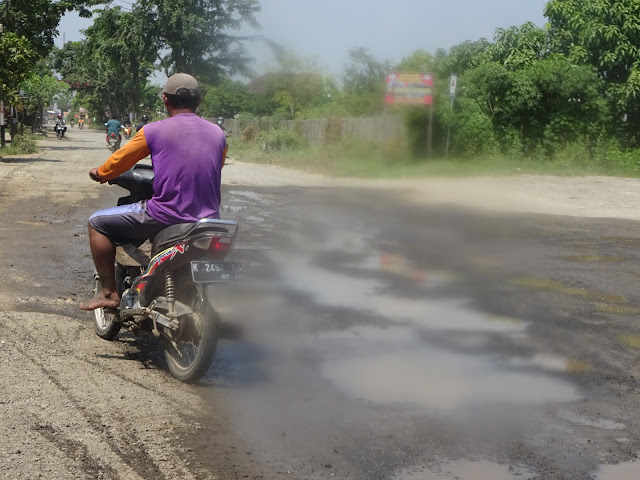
[385,73,433,105]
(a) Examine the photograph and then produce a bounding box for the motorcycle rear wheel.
[163,284,219,383]
[92,275,121,340]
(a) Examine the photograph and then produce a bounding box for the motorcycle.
[54,123,67,139]
[123,124,132,140]
[107,133,120,152]
[91,163,244,383]
[79,120,84,130]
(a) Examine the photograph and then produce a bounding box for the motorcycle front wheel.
[163,283,219,383]
[92,274,121,340]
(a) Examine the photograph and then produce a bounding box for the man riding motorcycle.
[54,113,67,137]
[105,114,123,149]
[55,113,65,127]
[136,114,149,132]
[80,73,228,311]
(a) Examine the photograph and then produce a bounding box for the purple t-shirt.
[142,113,226,224]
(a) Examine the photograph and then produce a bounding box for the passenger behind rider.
[105,114,122,148]
[80,73,227,311]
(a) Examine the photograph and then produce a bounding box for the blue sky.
[59,0,549,82]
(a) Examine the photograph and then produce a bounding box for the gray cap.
[163,73,200,97]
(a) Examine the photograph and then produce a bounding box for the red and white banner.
[385,73,433,105]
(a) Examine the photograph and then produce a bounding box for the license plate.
[191,261,245,283]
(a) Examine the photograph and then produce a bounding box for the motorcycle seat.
[150,219,234,256]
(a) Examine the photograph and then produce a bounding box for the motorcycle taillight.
[192,235,235,257]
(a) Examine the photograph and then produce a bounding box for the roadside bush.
[14,132,37,153]
[325,117,344,143]
[452,98,499,158]
[260,129,307,153]
[241,124,257,142]
[236,112,258,131]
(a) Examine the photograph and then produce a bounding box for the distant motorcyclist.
[136,114,149,132]
[70,118,74,128]
[216,117,231,137]
[55,113,65,127]
[105,114,122,149]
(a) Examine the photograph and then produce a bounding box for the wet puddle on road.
[317,325,579,411]
[273,250,582,410]
[557,410,625,430]
[556,255,626,262]
[228,190,275,203]
[509,277,626,303]
[392,460,536,480]
[592,458,640,479]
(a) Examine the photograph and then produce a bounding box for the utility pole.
[445,75,457,160]
[0,21,4,148]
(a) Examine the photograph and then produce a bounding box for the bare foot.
[79,292,120,311]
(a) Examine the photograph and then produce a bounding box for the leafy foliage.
[260,128,306,153]
[0,0,100,58]
[0,32,37,101]
[21,73,69,127]
[342,47,391,115]
[545,0,640,144]
[137,0,260,78]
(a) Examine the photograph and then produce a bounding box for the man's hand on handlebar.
[89,167,108,184]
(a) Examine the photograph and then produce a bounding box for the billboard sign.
[386,73,433,105]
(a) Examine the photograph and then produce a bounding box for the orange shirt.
[98,129,151,180]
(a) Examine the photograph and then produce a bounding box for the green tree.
[545,0,640,144]
[51,41,90,87]
[0,31,36,102]
[395,49,434,73]
[342,47,390,115]
[138,0,260,79]
[432,39,491,79]
[487,22,549,70]
[201,79,251,118]
[253,48,337,119]
[21,73,69,128]
[0,0,100,58]
[79,5,158,119]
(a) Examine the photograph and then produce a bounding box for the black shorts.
[89,201,167,246]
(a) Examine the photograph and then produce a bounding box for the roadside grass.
[0,144,27,158]
[228,138,640,179]
[0,132,40,158]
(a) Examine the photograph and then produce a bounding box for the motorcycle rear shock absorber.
[164,270,175,315]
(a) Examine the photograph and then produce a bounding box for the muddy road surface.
[1,129,640,479]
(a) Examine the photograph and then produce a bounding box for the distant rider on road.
[105,114,122,148]
[136,114,149,132]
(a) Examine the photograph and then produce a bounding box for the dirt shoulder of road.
[223,160,640,221]
[3,147,639,222]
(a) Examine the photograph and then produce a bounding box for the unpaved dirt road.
[2,129,640,479]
